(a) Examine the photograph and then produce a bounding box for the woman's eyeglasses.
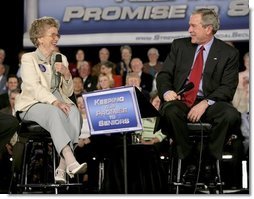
[45,33,61,39]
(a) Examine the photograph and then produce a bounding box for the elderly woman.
[15,16,87,184]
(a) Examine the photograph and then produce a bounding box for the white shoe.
[55,168,66,184]
[66,162,87,178]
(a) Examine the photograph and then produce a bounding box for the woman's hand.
[52,100,71,115]
[55,63,71,80]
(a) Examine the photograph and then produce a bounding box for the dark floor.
[0,141,250,194]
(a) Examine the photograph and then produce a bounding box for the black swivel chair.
[168,122,223,194]
[9,120,82,194]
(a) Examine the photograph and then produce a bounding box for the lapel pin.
[38,64,46,72]
[213,57,218,60]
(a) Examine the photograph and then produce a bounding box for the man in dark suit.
[156,9,241,166]
[0,74,20,109]
[78,61,98,92]
[130,58,154,93]
[0,112,19,153]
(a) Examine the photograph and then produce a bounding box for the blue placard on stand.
[82,86,143,135]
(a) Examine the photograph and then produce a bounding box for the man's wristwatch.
[205,99,214,106]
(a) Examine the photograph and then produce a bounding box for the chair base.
[168,158,224,194]
[10,139,82,194]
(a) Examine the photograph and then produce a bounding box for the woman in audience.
[69,49,88,77]
[96,73,114,90]
[92,47,115,77]
[100,61,122,88]
[115,45,132,85]
[232,51,249,113]
[143,48,163,77]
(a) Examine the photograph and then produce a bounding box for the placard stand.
[82,86,160,193]
[123,132,128,193]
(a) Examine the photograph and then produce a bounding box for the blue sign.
[23,0,249,46]
[83,86,143,135]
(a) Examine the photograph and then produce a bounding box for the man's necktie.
[183,46,204,107]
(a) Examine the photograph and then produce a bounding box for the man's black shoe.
[201,163,217,186]
[182,164,197,184]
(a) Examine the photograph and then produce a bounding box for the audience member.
[74,94,92,185]
[0,64,7,94]
[0,88,20,115]
[151,73,158,93]
[232,51,250,160]
[232,51,249,113]
[16,50,26,82]
[69,76,85,104]
[0,112,19,153]
[75,95,91,148]
[14,16,87,184]
[143,48,163,77]
[115,45,132,85]
[125,72,150,101]
[134,91,166,145]
[100,61,122,87]
[0,89,20,163]
[92,47,115,77]
[69,49,88,77]
[0,74,19,109]
[130,58,153,93]
[96,73,114,90]
[73,76,85,96]
[0,49,10,77]
[78,61,98,92]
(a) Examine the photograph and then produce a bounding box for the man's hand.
[163,90,181,102]
[187,100,209,122]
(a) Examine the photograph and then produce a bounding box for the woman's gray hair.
[120,45,132,54]
[192,8,220,34]
[29,16,60,47]
[147,48,159,56]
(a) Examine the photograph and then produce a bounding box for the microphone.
[55,54,62,76]
[177,82,194,95]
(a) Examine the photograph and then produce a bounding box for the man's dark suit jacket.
[155,37,239,133]
[140,72,153,93]
[0,93,9,109]
[157,37,239,104]
[83,75,98,92]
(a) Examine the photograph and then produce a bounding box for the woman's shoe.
[66,162,87,178]
[55,168,66,184]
